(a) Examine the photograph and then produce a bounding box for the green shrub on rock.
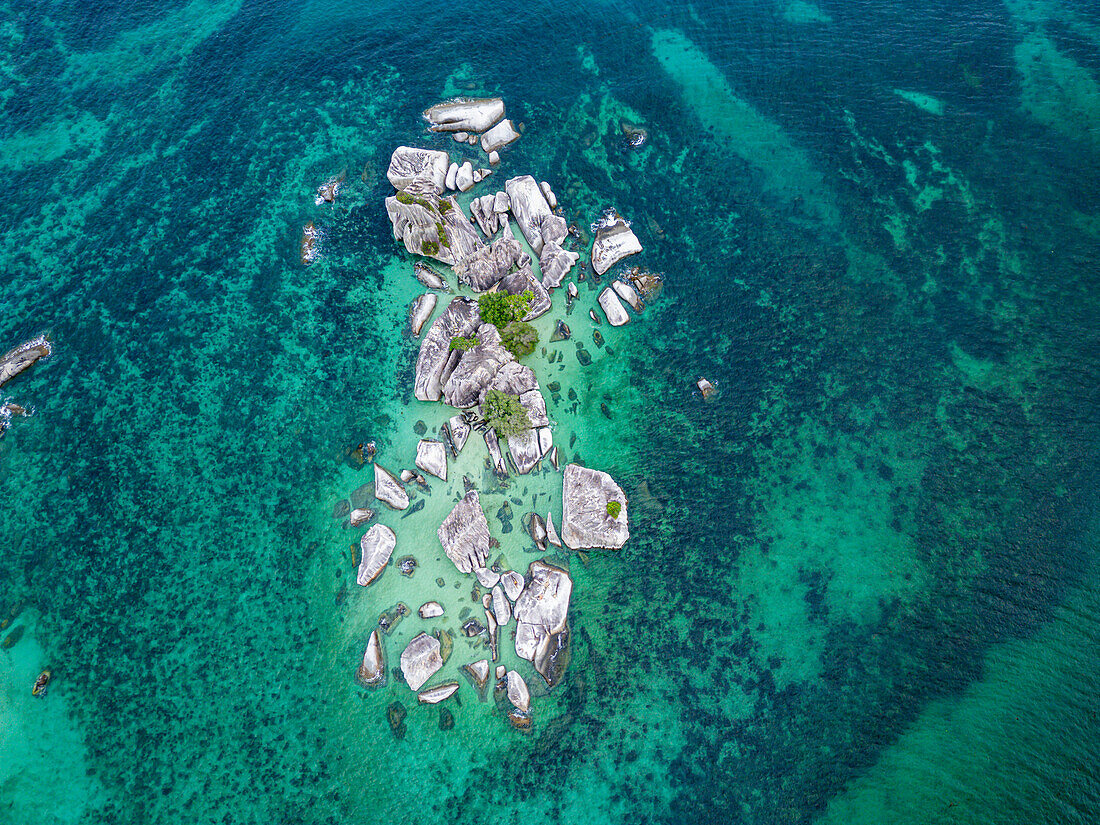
[478,290,534,330]
[501,321,538,359]
[449,336,480,352]
[482,389,531,437]
[606,501,621,518]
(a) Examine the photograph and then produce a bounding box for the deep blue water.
[2,0,1099,822]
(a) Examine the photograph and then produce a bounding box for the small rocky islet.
[330,96,655,734]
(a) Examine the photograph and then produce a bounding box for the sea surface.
[1,0,1099,822]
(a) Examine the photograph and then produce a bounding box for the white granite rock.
[385,182,484,266]
[417,681,460,704]
[475,566,500,588]
[501,570,524,602]
[504,175,566,255]
[418,601,444,619]
[488,150,500,165]
[486,608,499,661]
[453,131,469,142]
[357,524,395,586]
[446,414,470,454]
[513,560,574,686]
[463,659,490,693]
[561,464,629,549]
[409,292,437,337]
[443,324,513,409]
[484,429,507,476]
[506,670,530,713]
[456,161,475,192]
[545,511,562,547]
[401,633,443,691]
[498,265,551,320]
[387,146,449,193]
[374,464,409,510]
[496,665,506,680]
[349,507,375,527]
[492,584,512,626]
[612,279,643,312]
[539,242,579,289]
[591,210,642,274]
[425,98,505,133]
[454,234,524,292]
[413,261,449,291]
[493,191,510,213]
[445,162,458,191]
[438,490,491,573]
[415,439,448,481]
[567,282,578,299]
[539,181,558,209]
[480,118,520,153]
[356,628,385,686]
[697,378,716,399]
[598,287,630,326]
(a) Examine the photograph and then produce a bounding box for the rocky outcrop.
[501,571,524,602]
[612,279,643,312]
[445,414,470,455]
[481,119,520,153]
[591,210,642,274]
[386,146,449,193]
[357,524,396,585]
[475,567,500,588]
[504,176,567,255]
[418,601,444,619]
[456,161,474,192]
[539,242,579,289]
[506,670,530,713]
[492,584,512,626]
[415,297,480,401]
[349,507,375,527]
[513,560,573,687]
[409,293,437,336]
[598,287,630,326]
[437,490,491,573]
[504,389,552,475]
[356,628,385,686]
[484,429,508,476]
[561,464,629,549]
[539,181,558,209]
[413,262,449,291]
[425,98,505,133]
[401,633,443,691]
[545,511,562,547]
[442,324,512,408]
[0,336,51,388]
[374,464,409,510]
[697,378,716,399]
[385,180,484,266]
[479,361,538,407]
[498,266,551,320]
[418,681,460,704]
[415,439,448,481]
[453,233,523,291]
[462,659,490,696]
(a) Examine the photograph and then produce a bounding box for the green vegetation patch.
[478,289,534,330]
[482,389,531,437]
[606,501,622,518]
[500,321,538,359]
[449,335,480,352]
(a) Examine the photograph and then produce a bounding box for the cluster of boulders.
[0,336,52,434]
[341,95,654,734]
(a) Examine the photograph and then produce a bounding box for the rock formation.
[437,490,491,573]
[591,210,642,274]
[385,179,484,266]
[374,464,409,510]
[401,633,443,691]
[506,670,530,713]
[418,681,460,704]
[357,524,396,586]
[498,266,551,320]
[453,233,524,292]
[445,414,470,455]
[418,601,444,619]
[598,287,630,326]
[415,297,481,401]
[491,584,511,626]
[409,293,437,336]
[480,119,520,153]
[561,464,629,549]
[386,146,449,193]
[504,175,567,255]
[415,439,447,481]
[356,628,385,686]
[424,98,505,133]
[413,261,449,291]
[500,571,524,602]
[513,560,572,686]
[0,336,51,388]
[539,242,579,289]
[612,279,643,312]
[442,324,513,408]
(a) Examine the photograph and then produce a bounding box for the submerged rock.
[591,210,642,275]
[387,701,407,737]
[561,464,629,549]
[627,267,663,299]
[409,293,437,337]
[415,297,481,401]
[356,628,386,686]
[378,602,409,635]
[418,681,460,704]
[425,98,505,133]
[598,287,630,326]
[400,633,443,691]
[463,659,491,697]
[438,490,492,573]
[549,320,571,342]
[374,464,409,510]
[357,524,396,586]
[415,439,448,481]
[397,555,418,576]
[386,146,449,193]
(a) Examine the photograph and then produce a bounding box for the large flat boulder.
[415,297,481,401]
[415,439,447,481]
[481,119,520,153]
[374,464,409,510]
[479,361,538,407]
[409,292,437,337]
[453,233,524,292]
[425,98,505,133]
[386,181,484,266]
[598,287,630,326]
[437,490,491,573]
[591,210,642,275]
[401,633,443,691]
[513,560,573,686]
[539,242,579,289]
[561,464,629,549]
[357,524,396,585]
[386,146,449,193]
[442,324,513,409]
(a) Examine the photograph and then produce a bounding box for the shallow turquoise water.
[1,0,1099,823]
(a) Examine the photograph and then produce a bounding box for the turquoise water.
[2,0,1099,822]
